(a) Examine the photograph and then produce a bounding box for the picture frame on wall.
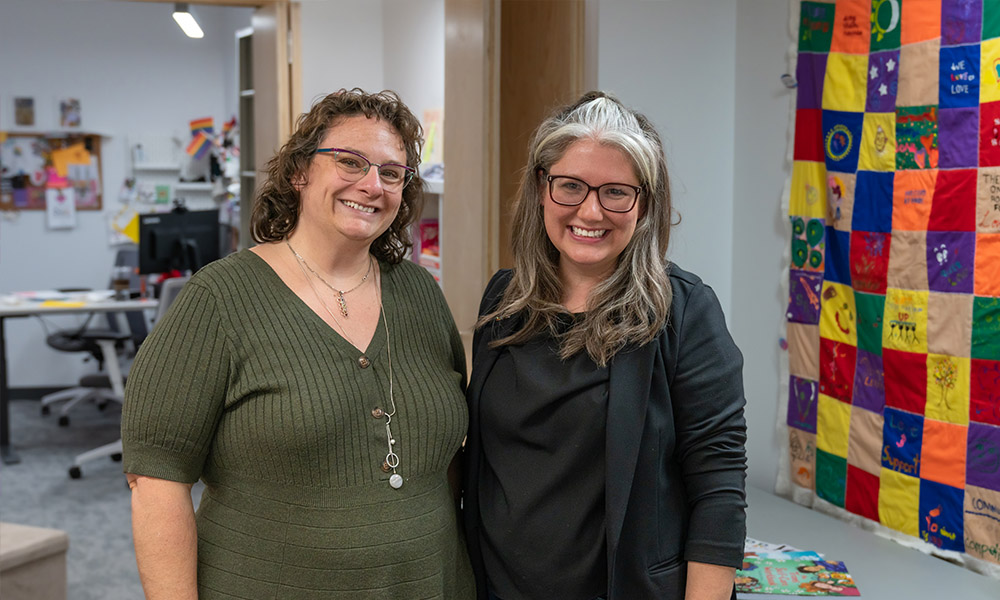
[14,97,35,127]
[58,97,81,129]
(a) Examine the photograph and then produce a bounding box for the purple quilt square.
[866,50,900,113]
[797,52,827,110]
[789,376,819,433]
[943,0,983,45]
[926,231,976,293]
[853,349,885,414]
[938,107,979,168]
[967,422,1000,492]
[788,269,823,324]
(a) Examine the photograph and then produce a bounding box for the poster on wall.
[58,97,81,129]
[45,187,76,229]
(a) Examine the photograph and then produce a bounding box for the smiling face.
[542,139,642,282]
[296,115,407,249]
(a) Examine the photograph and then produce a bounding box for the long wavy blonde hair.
[479,91,675,366]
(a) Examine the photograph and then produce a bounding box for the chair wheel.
[58,416,70,427]
[41,405,51,416]
[111,453,122,462]
[69,466,82,479]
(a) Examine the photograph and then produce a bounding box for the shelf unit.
[237,26,255,248]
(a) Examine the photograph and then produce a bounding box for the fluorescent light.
[172,3,204,39]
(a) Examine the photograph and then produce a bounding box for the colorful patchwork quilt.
[786,0,1000,566]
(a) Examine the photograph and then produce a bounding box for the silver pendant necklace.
[286,241,372,317]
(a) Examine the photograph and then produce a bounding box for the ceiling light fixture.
[172,3,204,39]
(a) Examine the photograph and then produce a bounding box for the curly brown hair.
[250,88,424,263]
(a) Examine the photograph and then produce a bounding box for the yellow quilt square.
[819,281,858,345]
[822,53,868,112]
[883,288,929,354]
[790,161,828,219]
[926,354,970,424]
[981,38,1000,105]
[858,113,897,172]
[879,467,920,537]
[817,393,852,458]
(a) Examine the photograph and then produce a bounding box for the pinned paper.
[50,143,91,178]
[45,187,76,229]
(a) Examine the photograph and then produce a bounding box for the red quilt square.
[929,169,976,232]
[846,464,881,522]
[884,348,928,414]
[980,101,1000,167]
[820,338,857,402]
[794,109,826,162]
[971,358,1000,426]
[849,231,890,294]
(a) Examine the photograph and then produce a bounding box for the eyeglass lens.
[549,176,637,212]
[322,149,412,190]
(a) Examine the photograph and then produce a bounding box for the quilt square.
[850,231,891,293]
[897,40,941,107]
[798,52,829,110]
[972,296,1000,361]
[979,37,1000,104]
[789,269,824,324]
[789,375,820,433]
[883,288,929,354]
[926,231,976,293]
[791,161,829,218]
[938,107,979,168]
[820,337,858,402]
[866,50,901,112]
[942,0,983,46]
[976,167,1000,233]
[922,418,968,487]
[886,230,929,289]
[974,233,1000,295]
[823,110,865,171]
[971,358,1000,426]
[869,0,902,51]
[882,407,924,477]
[852,170,894,231]
[978,100,1000,166]
[789,322,821,380]
[818,392,852,456]
[919,479,966,552]
[892,169,936,230]
[902,0,941,45]
[939,44,981,109]
[846,464,881,521]
[848,402,885,474]
[884,348,928,414]
[817,448,848,507]
[927,292,973,357]
[830,0,870,54]
[823,54,869,112]
[799,1,837,53]
[820,281,858,344]
[929,168,977,232]
[927,355,971,424]
[825,227,853,286]
[879,467,921,536]
[795,109,826,161]
[827,171,856,231]
[853,348,886,413]
[858,113,897,170]
[987,1,1000,41]
[964,485,1000,565]
[790,427,818,490]
[791,216,826,272]
[968,422,1000,492]
[855,291,886,355]
[896,105,939,169]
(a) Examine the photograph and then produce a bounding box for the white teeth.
[571,226,607,238]
[343,200,375,213]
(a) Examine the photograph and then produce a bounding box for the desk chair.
[68,276,189,479]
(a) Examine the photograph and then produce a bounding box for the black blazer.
[463,266,748,600]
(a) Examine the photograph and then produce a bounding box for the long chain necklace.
[286,240,372,317]
[288,242,403,489]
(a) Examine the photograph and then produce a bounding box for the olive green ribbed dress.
[122,250,474,599]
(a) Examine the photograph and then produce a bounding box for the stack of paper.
[736,538,860,598]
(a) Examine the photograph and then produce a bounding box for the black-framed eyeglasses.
[544,173,642,213]
[315,147,416,192]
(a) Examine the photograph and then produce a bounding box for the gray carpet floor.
[0,398,202,600]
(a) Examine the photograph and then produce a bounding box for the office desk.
[746,486,999,599]
[0,297,158,464]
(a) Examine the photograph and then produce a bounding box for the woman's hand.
[685,561,736,600]
[127,473,199,600]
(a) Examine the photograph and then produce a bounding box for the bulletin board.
[0,132,102,211]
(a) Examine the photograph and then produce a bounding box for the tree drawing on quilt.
[933,357,958,410]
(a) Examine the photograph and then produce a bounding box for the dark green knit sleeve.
[121,281,230,484]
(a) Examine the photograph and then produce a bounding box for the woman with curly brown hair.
[122,89,474,599]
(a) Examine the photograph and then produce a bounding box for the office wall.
[0,0,251,387]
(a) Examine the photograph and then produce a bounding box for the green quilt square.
[986,1,1000,41]
[870,0,902,51]
[816,448,848,507]
[799,1,836,53]
[855,291,886,355]
[972,297,1000,360]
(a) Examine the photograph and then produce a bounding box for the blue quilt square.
[882,407,923,478]
[852,171,894,233]
[919,479,965,552]
[940,45,980,109]
[823,110,864,173]
[824,227,852,286]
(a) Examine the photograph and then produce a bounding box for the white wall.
[0,0,251,387]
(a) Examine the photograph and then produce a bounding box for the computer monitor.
[138,209,221,275]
